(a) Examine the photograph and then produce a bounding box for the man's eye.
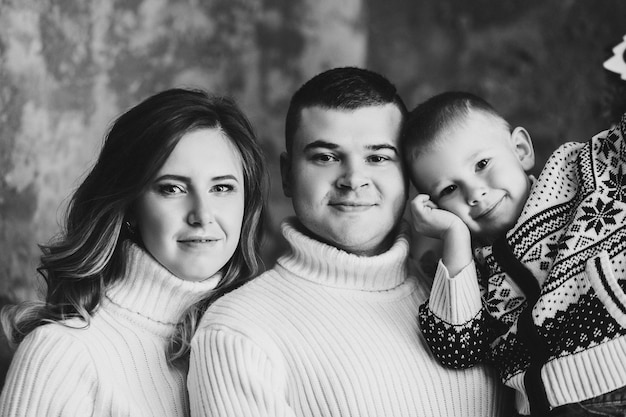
[312,154,338,163]
[439,185,457,198]
[367,155,390,163]
[476,159,489,170]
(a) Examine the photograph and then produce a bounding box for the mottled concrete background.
[1,0,625,386]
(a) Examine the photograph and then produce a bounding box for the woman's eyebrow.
[153,174,240,182]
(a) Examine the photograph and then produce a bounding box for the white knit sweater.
[0,242,219,417]
[188,219,510,417]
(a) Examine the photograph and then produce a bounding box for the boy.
[402,91,626,416]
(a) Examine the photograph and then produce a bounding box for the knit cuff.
[428,260,483,324]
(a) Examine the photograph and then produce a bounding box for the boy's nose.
[466,184,488,206]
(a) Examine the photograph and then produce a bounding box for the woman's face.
[134,128,245,282]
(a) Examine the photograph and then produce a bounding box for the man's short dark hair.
[284,67,407,154]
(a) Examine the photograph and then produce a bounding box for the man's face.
[281,104,407,256]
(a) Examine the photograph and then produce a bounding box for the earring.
[125,221,136,235]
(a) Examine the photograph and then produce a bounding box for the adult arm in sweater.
[0,325,97,417]
[188,325,296,417]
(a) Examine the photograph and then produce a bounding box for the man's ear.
[511,127,535,171]
[280,151,293,198]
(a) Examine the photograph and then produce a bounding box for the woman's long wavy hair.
[2,88,268,364]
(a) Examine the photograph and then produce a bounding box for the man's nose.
[336,160,370,190]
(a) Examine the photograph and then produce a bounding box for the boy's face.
[409,111,535,244]
[281,104,407,256]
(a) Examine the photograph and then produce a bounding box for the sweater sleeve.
[427,260,483,323]
[188,325,296,417]
[418,260,497,369]
[0,325,98,417]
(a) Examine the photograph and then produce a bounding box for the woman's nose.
[187,194,215,226]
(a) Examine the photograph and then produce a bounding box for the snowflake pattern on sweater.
[419,114,626,413]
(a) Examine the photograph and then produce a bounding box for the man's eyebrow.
[302,140,338,152]
[367,144,398,155]
[302,140,398,155]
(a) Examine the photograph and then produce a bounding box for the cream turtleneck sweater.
[0,242,219,417]
[188,219,511,417]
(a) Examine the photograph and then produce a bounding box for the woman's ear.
[280,152,293,198]
[511,126,535,171]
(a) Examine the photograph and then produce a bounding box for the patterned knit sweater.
[188,218,510,417]
[0,242,219,417]
[419,115,626,415]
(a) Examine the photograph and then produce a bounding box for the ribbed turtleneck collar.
[277,218,409,291]
[105,241,221,326]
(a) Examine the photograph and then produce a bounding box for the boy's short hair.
[401,91,509,162]
[284,66,407,154]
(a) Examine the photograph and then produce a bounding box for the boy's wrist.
[443,218,471,244]
[441,221,473,277]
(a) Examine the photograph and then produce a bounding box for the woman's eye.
[211,184,235,193]
[439,185,457,198]
[476,159,489,170]
[157,183,185,195]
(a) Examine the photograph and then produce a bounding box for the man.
[188,67,509,416]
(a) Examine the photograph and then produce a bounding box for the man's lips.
[329,201,376,212]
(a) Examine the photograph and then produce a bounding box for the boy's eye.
[476,159,489,170]
[439,185,457,198]
[157,183,185,195]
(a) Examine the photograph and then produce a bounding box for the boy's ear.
[280,152,293,198]
[511,127,535,171]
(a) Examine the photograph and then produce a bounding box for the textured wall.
[0,0,367,383]
[1,0,625,386]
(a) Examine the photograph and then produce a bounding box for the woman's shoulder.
[5,321,98,388]
[1,322,99,416]
[15,319,93,357]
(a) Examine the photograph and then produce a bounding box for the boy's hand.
[410,194,466,240]
[410,194,473,277]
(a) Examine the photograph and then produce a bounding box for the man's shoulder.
[199,267,287,326]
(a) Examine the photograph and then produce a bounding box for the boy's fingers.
[411,194,431,207]
[411,194,438,212]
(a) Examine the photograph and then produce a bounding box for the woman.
[0,88,268,416]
